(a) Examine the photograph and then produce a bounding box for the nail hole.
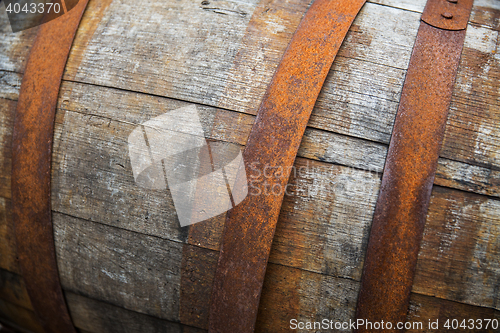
[201,0,210,5]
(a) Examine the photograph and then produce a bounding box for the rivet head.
[441,12,454,19]
[447,0,458,3]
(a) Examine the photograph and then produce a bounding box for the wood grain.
[256,264,359,333]
[0,12,38,73]
[407,293,500,333]
[0,72,21,102]
[0,0,498,330]
[0,0,497,195]
[367,0,425,13]
[66,292,207,333]
[442,25,500,170]
[53,210,362,330]
[216,0,310,114]
[414,186,500,311]
[469,0,500,31]
[52,83,384,280]
[53,212,183,322]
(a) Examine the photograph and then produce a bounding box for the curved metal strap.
[208,1,367,332]
[355,1,473,329]
[11,1,89,332]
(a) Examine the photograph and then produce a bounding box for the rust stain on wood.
[470,5,500,30]
[0,28,39,73]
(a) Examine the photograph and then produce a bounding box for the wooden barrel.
[1,0,499,332]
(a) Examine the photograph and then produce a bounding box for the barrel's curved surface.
[0,0,499,332]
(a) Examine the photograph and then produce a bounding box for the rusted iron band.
[11,1,89,333]
[208,0,367,332]
[355,3,472,330]
[421,0,473,30]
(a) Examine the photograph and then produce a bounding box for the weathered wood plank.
[309,56,406,144]
[0,71,20,102]
[301,128,500,198]
[52,95,382,282]
[442,25,500,170]
[407,293,500,333]
[65,0,260,109]
[63,0,116,81]
[0,299,43,333]
[53,80,500,249]
[0,198,18,274]
[49,0,499,172]
[53,213,183,322]
[268,158,380,281]
[469,0,500,31]
[216,0,310,114]
[413,186,500,310]
[435,158,500,198]
[0,98,14,199]
[256,264,359,333]
[338,3,421,70]
[66,292,206,333]
[63,1,420,125]
[367,0,425,13]
[1,1,497,197]
[0,10,38,73]
[0,269,31,311]
[54,211,362,330]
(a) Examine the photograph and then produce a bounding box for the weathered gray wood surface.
[66,292,207,333]
[407,293,500,333]
[0,0,499,331]
[414,187,500,311]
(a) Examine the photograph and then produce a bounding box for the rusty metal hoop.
[355,0,473,330]
[208,1,367,332]
[11,1,90,333]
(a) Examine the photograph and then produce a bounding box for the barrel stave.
[0,0,498,332]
